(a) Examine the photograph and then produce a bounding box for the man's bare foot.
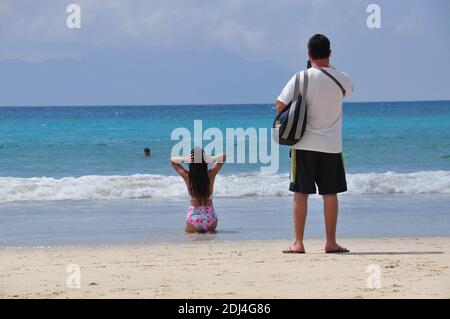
[283,241,305,254]
[325,242,349,253]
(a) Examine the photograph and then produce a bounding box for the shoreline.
[1,237,449,298]
[0,235,448,250]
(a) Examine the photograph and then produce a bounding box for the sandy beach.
[0,237,449,299]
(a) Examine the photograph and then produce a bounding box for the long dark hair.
[188,148,210,201]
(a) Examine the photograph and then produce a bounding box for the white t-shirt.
[277,67,353,153]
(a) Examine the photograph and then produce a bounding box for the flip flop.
[282,247,305,254]
[325,246,350,254]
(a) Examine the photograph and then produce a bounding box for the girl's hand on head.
[171,156,191,164]
[211,153,226,163]
[184,154,192,163]
[203,153,213,164]
[191,149,209,163]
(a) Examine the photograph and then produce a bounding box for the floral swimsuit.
[186,205,218,232]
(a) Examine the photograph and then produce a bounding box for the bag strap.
[294,70,308,139]
[293,72,300,101]
[317,67,346,96]
[281,72,300,139]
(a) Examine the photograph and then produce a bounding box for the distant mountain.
[0,49,294,106]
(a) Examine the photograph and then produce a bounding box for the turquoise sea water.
[0,101,449,245]
[1,101,449,179]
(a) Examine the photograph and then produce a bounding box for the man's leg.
[289,192,309,252]
[323,194,348,252]
[285,149,316,253]
[323,194,338,247]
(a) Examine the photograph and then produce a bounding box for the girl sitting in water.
[170,148,226,233]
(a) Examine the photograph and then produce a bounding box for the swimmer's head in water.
[188,148,210,201]
[144,148,150,156]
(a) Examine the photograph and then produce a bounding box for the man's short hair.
[308,34,331,59]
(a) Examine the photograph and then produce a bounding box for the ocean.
[1,101,449,245]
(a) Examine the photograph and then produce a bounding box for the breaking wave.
[0,171,449,203]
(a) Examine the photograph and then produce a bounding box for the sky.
[0,0,449,106]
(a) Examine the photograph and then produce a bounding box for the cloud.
[394,2,425,35]
[0,0,11,14]
[0,0,12,29]
[0,0,446,74]
[1,1,450,103]
[211,20,267,52]
[0,0,363,65]
[395,15,423,34]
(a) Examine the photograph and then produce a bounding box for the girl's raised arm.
[209,153,226,177]
[170,156,189,181]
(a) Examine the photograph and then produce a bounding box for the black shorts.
[289,149,347,195]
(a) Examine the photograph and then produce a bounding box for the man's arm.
[344,77,353,99]
[341,72,353,99]
[275,100,287,113]
[276,73,296,113]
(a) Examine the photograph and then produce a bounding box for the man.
[144,148,151,157]
[276,34,353,254]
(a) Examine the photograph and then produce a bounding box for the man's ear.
[328,49,332,58]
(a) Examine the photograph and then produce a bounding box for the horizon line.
[0,99,449,108]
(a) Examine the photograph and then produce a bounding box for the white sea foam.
[0,171,449,203]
